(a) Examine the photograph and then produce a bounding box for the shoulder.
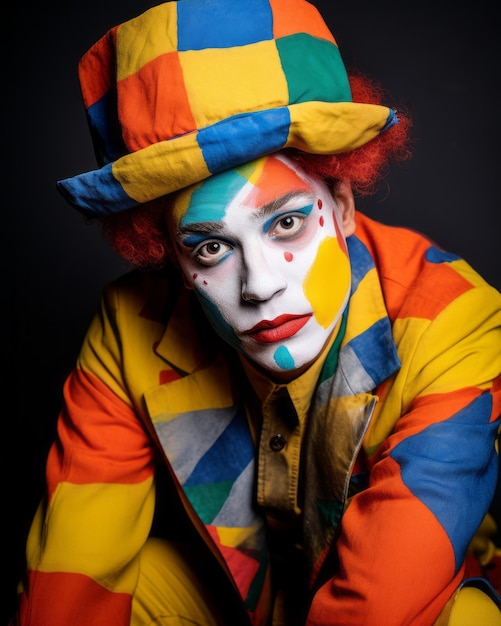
[101,267,184,324]
[353,212,500,323]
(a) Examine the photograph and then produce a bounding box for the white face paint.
[168,153,351,380]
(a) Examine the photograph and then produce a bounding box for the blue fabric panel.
[391,391,499,570]
[177,0,273,50]
[198,107,291,174]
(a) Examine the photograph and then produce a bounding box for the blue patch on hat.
[177,0,273,50]
[197,107,291,174]
[57,163,135,216]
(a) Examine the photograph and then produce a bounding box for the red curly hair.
[100,73,412,270]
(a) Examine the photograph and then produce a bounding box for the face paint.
[168,153,351,380]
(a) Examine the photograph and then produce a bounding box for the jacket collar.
[331,234,401,394]
[154,284,211,374]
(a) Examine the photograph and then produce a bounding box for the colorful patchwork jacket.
[13,212,501,625]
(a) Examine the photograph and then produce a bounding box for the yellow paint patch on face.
[303,236,351,328]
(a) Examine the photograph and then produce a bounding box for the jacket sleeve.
[307,278,501,625]
[13,283,157,626]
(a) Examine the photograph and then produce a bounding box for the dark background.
[6,1,500,621]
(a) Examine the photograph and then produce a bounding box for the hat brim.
[57,101,397,218]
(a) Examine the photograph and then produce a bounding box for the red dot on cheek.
[284,251,293,262]
[191,273,207,286]
[319,215,324,227]
[317,199,323,209]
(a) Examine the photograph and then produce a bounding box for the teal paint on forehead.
[180,166,255,227]
[273,345,295,370]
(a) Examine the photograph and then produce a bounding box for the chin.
[264,353,319,382]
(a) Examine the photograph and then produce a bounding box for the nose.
[241,247,287,303]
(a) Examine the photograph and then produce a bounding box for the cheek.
[190,272,208,286]
[190,267,238,303]
[194,288,240,348]
[303,236,350,328]
[190,266,243,335]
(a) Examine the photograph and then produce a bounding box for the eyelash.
[188,210,310,267]
[268,213,308,239]
[192,240,232,266]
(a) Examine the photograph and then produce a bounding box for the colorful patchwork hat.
[57,0,398,218]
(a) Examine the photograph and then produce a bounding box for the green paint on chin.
[273,345,295,370]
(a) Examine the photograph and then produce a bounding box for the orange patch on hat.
[269,0,336,42]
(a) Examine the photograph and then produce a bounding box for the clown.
[167,154,353,378]
[11,1,501,625]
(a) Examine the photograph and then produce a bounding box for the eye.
[192,239,232,266]
[269,213,306,239]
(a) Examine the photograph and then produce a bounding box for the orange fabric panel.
[308,456,463,625]
[119,52,197,151]
[269,0,336,43]
[18,570,131,626]
[46,367,154,498]
[78,27,119,109]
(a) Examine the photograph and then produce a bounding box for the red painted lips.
[244,313,312,343]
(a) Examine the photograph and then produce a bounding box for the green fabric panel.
[277,33,351,104]
[316,497,344,526]
[185,480,233,523]
[319,307,348,384]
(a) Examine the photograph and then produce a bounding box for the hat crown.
[58,0,396,217]
[79,0,352,167]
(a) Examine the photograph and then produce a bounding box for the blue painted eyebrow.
[262,202,314,232]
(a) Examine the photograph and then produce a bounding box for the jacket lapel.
[144,295,270,621]
[302,234,401,571]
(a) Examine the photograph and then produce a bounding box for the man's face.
[168,154,351,380]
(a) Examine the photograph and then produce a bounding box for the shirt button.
[269,433,286,451]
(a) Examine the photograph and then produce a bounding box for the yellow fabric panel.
[131,538,222,626]
[364,284,501,453]
[145,353,237,421]
[216,523,263,548]
[115,3,178,81]
[468,513,499,567]
[445,586,501,625]
[397,286,501,403]
[449,257,495,289]
[78,298,130,406]
[363,316,429,452]
[344,267,389,344]
[288,100,391,154]
[112,134,211,203]
[179,40,288,128]
[78,285,157,407]
[80,276,222,421]
[26,477,155,592]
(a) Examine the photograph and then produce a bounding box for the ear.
[332,179,356,237]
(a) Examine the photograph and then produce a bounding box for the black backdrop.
[6,1,500,621]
